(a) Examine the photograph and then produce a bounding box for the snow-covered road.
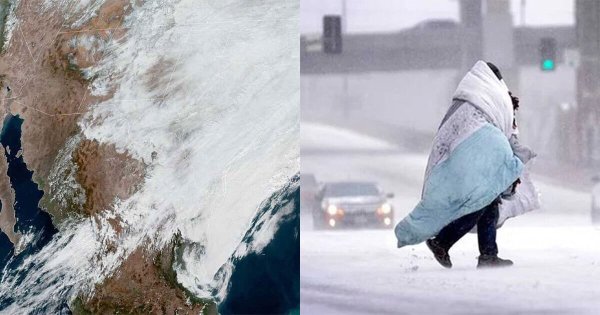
[301,122,600,314]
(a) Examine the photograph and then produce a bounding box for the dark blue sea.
[219,183,300,315]
[0,114,58,307]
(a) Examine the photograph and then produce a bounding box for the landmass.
[0,0,211,311]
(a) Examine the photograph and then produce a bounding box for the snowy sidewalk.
[301,213,600,314]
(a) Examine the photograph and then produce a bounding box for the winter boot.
[477,255,513,268]
[426,239,452,269]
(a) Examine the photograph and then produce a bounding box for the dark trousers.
[434,198,500,256]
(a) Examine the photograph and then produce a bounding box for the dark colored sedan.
[312,181,394,229]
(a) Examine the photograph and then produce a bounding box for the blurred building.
[301,1,586,165]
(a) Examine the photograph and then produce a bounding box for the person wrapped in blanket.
[394,61,539,268]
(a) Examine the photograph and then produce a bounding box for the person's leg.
[476,198,514,267]
[434,209,483,251]
[477,198,500,256]
[427,209,484,268]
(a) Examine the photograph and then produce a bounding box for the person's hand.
[511,178,521,194]
[508,91,519,110]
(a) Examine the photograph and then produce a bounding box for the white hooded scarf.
[452,60,514,138]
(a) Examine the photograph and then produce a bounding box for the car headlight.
[379,203,392,214]
[327,205,338,215]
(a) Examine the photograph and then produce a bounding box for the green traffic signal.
[542,59,555,71]
[540,37,556,71]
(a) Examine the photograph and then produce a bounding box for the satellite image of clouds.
[0,0,299,313]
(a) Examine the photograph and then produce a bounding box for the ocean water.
[219,186,300,314]
[0,114,58,307]
[0,115,57,242]
[0,231,12,271]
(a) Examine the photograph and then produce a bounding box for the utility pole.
[482,0,518,94]
[341,0,349,117]
[341,0,347,33]
[520,0,526,26]
[575,0,600,165]
[459,0,483,71]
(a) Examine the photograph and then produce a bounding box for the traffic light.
[323,15,342,54]
[539,37,557,71]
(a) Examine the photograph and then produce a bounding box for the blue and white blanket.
[395,61,538,248]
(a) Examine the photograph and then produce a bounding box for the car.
[591,175,600,224]
[313,181,394,229]
[301,173,319,213]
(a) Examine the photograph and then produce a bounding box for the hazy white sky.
[300,0,574,34]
